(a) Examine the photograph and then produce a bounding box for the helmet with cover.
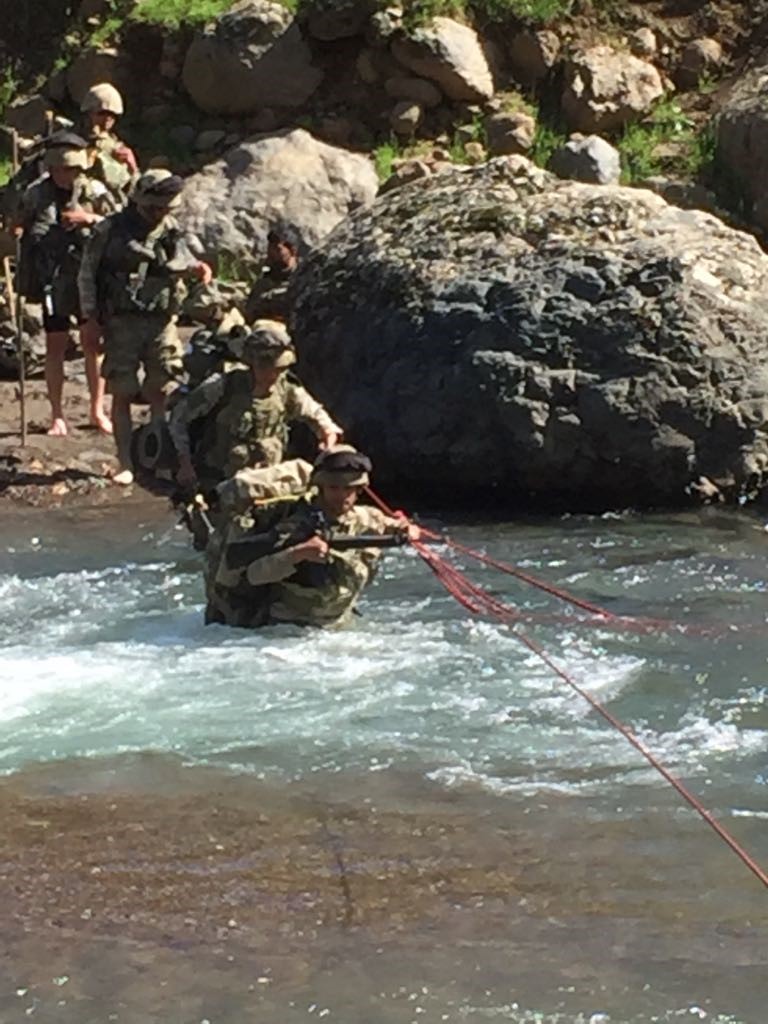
[80,82,124,116]
[132,169,184,210]
[43,130,90,170]
[311,446,372,488]
[227,319,296,368]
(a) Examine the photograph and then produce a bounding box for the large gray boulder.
[391,17,493,102]
[716,61,768,235]
[176,128,379,268]
[562,45,664,133]
[182,0,322,115]
[291,157,768,509]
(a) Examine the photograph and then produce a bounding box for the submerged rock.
[291,157,768,509]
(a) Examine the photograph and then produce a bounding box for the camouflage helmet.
[311,446,372,489]
[80,82,124,116]
[228,319,296,368]
[131,168,184,209]
[43,131,89,170]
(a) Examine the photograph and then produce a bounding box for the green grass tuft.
[129,0,236,28]
[0,67,19,123]
[0,156,13,188]
[529,120,567,169]
[617,97,705,185]
[373,138,402,182]
[403,0,574,28]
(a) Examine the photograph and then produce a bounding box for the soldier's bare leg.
[112,393,134,486]
[80,319,113,435]
[145,386,166,421]
[45,331,69,436]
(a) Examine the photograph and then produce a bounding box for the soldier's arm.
[167,373,227,459]
[245,535,329,586]
[355,506,416,541]
[285,383,342,445]
[23,185,56,243]
[167,227,212,283]
[78,220,111,319]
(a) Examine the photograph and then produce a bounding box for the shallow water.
[1,500,767,1023]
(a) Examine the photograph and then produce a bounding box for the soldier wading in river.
[17,132,115,436]
[169,319,340,494]
[79,168,213,485]
[205,446,420,629]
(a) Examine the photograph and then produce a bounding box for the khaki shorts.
[102,313,183,397]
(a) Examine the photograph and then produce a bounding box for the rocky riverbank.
[5,0,768,511]
[0,373,128,507]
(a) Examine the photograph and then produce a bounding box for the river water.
[1,498,767,1024]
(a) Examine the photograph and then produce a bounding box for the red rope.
[367,486,768,891]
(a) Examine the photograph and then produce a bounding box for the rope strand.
[367,487,768,891]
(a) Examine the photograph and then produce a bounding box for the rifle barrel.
[225,531,411,571]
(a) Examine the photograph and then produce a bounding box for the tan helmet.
[311,446,372,489]
[229,319,296,368]
[43,131,89,170]
[131,168,184,209]
[80,82,124,116]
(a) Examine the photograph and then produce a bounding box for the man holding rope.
[207,446,420,628]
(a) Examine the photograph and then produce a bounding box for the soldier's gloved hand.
[290,535,330,565]
[176,456,198,491]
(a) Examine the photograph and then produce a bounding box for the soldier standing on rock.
[17,131,115,436]
[80,83,139,205]
[78,169,213,486]
[168,320,340,495]
[244,226,299,324]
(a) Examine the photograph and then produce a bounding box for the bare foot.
[113,469,134,486]
[90,411,114,435]
[47,418,69,437]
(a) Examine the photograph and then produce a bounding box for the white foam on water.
[2,519,768,803]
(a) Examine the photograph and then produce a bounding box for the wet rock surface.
[292,157,768,509]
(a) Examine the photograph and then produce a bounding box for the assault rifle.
[225,508,408,572]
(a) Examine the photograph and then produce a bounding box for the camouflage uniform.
[210,501,408,628]
[244,264,293,323]
[18,164,113,330]
[86,130,136,204]
[79,201,198,396]
[215,457,313,517]
[168,366,340,488]
[80,82,137,207]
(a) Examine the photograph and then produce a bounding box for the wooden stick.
[9,128,26,446]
